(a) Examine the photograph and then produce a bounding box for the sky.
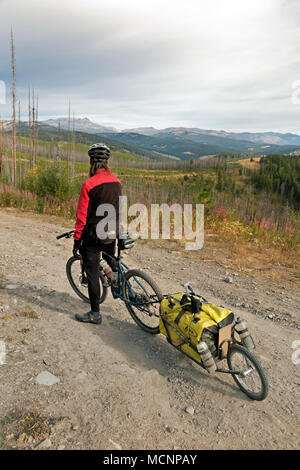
[1,0,300,132]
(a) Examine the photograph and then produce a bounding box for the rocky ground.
[0,208,299,450]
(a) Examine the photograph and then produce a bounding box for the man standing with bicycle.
[73,143,121,325]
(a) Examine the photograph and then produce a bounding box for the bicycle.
[57,230,268,401]
[56,230,163,334]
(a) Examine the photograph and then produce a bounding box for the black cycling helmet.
[88,143,110,161]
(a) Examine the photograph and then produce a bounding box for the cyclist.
[73,143,122,324]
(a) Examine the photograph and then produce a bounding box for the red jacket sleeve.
[74,182,90,240]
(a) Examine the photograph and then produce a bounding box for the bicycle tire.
[66,256,108,305]
[227,344,269,401]
[122,269,163,334]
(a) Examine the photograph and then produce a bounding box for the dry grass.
[0,408,68,449]
[198,235,300,286]
[17,328,30,334]
[16,410,51,441]
[1,409,51,449]
[140,231,300,288]
[1,313,12,320]
[20,310,39,319]
[237,157,261,170]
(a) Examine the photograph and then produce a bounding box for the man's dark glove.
[73,239,82,257]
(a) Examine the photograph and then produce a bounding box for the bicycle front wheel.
[122,269,163,334]
[227,344,268,401]
[66,256,108,305]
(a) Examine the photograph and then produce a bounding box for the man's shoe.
[75,311,102,325]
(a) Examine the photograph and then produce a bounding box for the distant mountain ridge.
[100,130,300,160]
[41,118,300,146]
[122,127,159,136]
[123,126,300,146]
[2,117,300,161]
[44,117,118,134]
[3,116,300,145]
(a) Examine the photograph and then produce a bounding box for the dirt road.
[0,209,299,450]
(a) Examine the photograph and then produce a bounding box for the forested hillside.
[250,155,300,209]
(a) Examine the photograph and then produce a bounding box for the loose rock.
[35,438,52,449]
[35,371,60,386]
[185,406,195,416]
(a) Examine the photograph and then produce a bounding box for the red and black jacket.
[74,168,122,242]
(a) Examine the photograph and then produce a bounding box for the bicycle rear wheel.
[66,256,108,305]
[122,269,163,334]
[227,344,268,401]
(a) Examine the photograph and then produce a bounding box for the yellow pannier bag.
[159,293,234,364]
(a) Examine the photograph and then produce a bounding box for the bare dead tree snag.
[56,121,61,162]
[32,88,35,167]
[28,85,33,169]
[11,27,17,185]
[71,111,75,179]
[67,99,71,180]
[34,95,39,165]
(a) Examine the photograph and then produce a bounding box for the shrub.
[24,161,71,201]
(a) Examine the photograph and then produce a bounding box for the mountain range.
[123,126,300,146]
[43,118,300,146]
[2,117,300,161]
[42,118,300,159]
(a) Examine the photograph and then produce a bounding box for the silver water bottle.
[235,317,255,350]
[100,259,113,279]
[197,341,217,373]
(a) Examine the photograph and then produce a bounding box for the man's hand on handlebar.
[73,239,82,258]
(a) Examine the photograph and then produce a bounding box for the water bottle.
[235,317,255,350]
[100,259,113,279]
[197,341,217,373]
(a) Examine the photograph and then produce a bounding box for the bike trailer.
[159,293,234,364]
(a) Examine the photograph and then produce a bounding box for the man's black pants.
[80,239,116,313]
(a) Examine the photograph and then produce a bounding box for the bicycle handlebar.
[56,230,74,240]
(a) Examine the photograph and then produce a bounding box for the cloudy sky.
[1,0,300,132]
